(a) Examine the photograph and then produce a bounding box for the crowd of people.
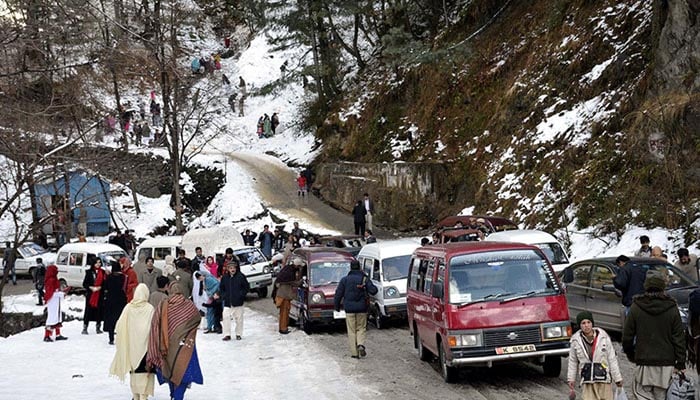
[256,112,279,138]
[103,91,163,147]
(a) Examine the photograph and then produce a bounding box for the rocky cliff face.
[315,0,700,237]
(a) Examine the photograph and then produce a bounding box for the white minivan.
[181,226,272,297]
[485,229,571,272]
[357,239,421,329]
[134,236,182,271]
[55,243,128,290]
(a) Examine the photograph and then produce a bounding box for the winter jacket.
[138,267,162,294]
[220,271,250,307]
[352,203,366,223]
[613,262,649,307]
[674,254,699,281]
[169,269,193,299]
[275,265,301,300]
[622,292,685,370]
[242,231,257,247]
[567,328,622,385]
[334,270,378,314]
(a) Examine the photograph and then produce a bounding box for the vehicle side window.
[69,253,84,266]
[436,259,446,285]
[138,248,153,261]
[362,258,372,276]
[372,260,381,281]
[423,260,435,295]
[154,247,171,260]
[57,252,68,265]
[591,265,613,289]
[572,265,592,286]
[409,258,421,290]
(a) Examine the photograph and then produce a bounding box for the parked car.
[133,236,182,271]
[289,247,355,333]
[232,246,274,297]
[319,235,364,256]
[0,242,57,277]
[55,243,128,290]
[438,228,482,243]
[408,242,571,383]
[485,229,571,272]
[358,239,421,328]
[437,215,518,233]
[558,257,696,333]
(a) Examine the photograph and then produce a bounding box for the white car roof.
[137,236,183,248]
[484,229,559,244]
[56,243,127,254]
[358,238,421,259]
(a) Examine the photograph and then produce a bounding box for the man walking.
[3,241,16,285]
[259,225,274,259]
[219,260,249,341]
[352,200,367,237]
[274,258,302,334]
[334,260,378,358]
[622,271,685,400]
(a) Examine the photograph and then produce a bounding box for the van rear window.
[448,250,559,305]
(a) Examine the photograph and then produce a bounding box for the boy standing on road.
[334,260,378,358]
[219,260,249,341]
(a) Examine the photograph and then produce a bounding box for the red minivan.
[289,247,355,334]
[407,241,571,382]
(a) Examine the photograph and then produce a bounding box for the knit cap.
[576,311,594,326]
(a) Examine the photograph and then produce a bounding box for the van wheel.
[373,305,385,329]
[542,356,561,377]
[300,312,314,335]
[415,328,431,361]
[438,342,458,383]
[258,287,268,298]
[59,279,68,292]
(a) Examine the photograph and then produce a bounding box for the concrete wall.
[314,162,453,230]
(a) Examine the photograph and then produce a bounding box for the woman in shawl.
[82,257,105,335]
[147,282,203,400]
[110,284,155,400]
[200,270,221,334]
[43,265,68,342]
[103,260,128,345]
[205,256,218,278]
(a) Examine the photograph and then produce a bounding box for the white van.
[485,229,571,272]
[55,243,128,290]
[181,226,272,297]
[357,239,421,329]
[134,236,182,271]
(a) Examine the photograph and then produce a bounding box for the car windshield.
[309,261,351,286]
[448,249,559,305]
[534,242,569,265]
[383,255,411,281]
[234,248,267,265]
[18,243,47,258]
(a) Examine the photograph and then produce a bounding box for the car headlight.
[262,265,271,274]
[447,333,482,347]
[542,323,572,340]
[310,292,324,304]
[384,286,399,298]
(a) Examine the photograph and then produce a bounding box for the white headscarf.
[110,284,155,381]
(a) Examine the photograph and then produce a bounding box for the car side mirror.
[432,282,444,299]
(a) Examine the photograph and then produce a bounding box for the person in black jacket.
[103,260,127,345]
[612,255,647,314]
[218,260,249,341]
[334,260,378,359]
[352,200,366,237]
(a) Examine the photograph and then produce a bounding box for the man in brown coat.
[273,257,302,334]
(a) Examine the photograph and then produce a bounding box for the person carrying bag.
[568,311,623,400]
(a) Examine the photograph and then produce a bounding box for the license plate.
[495,344,536,355]
[333,310,346,319]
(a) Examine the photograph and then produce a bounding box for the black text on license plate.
[495,344,536,355]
